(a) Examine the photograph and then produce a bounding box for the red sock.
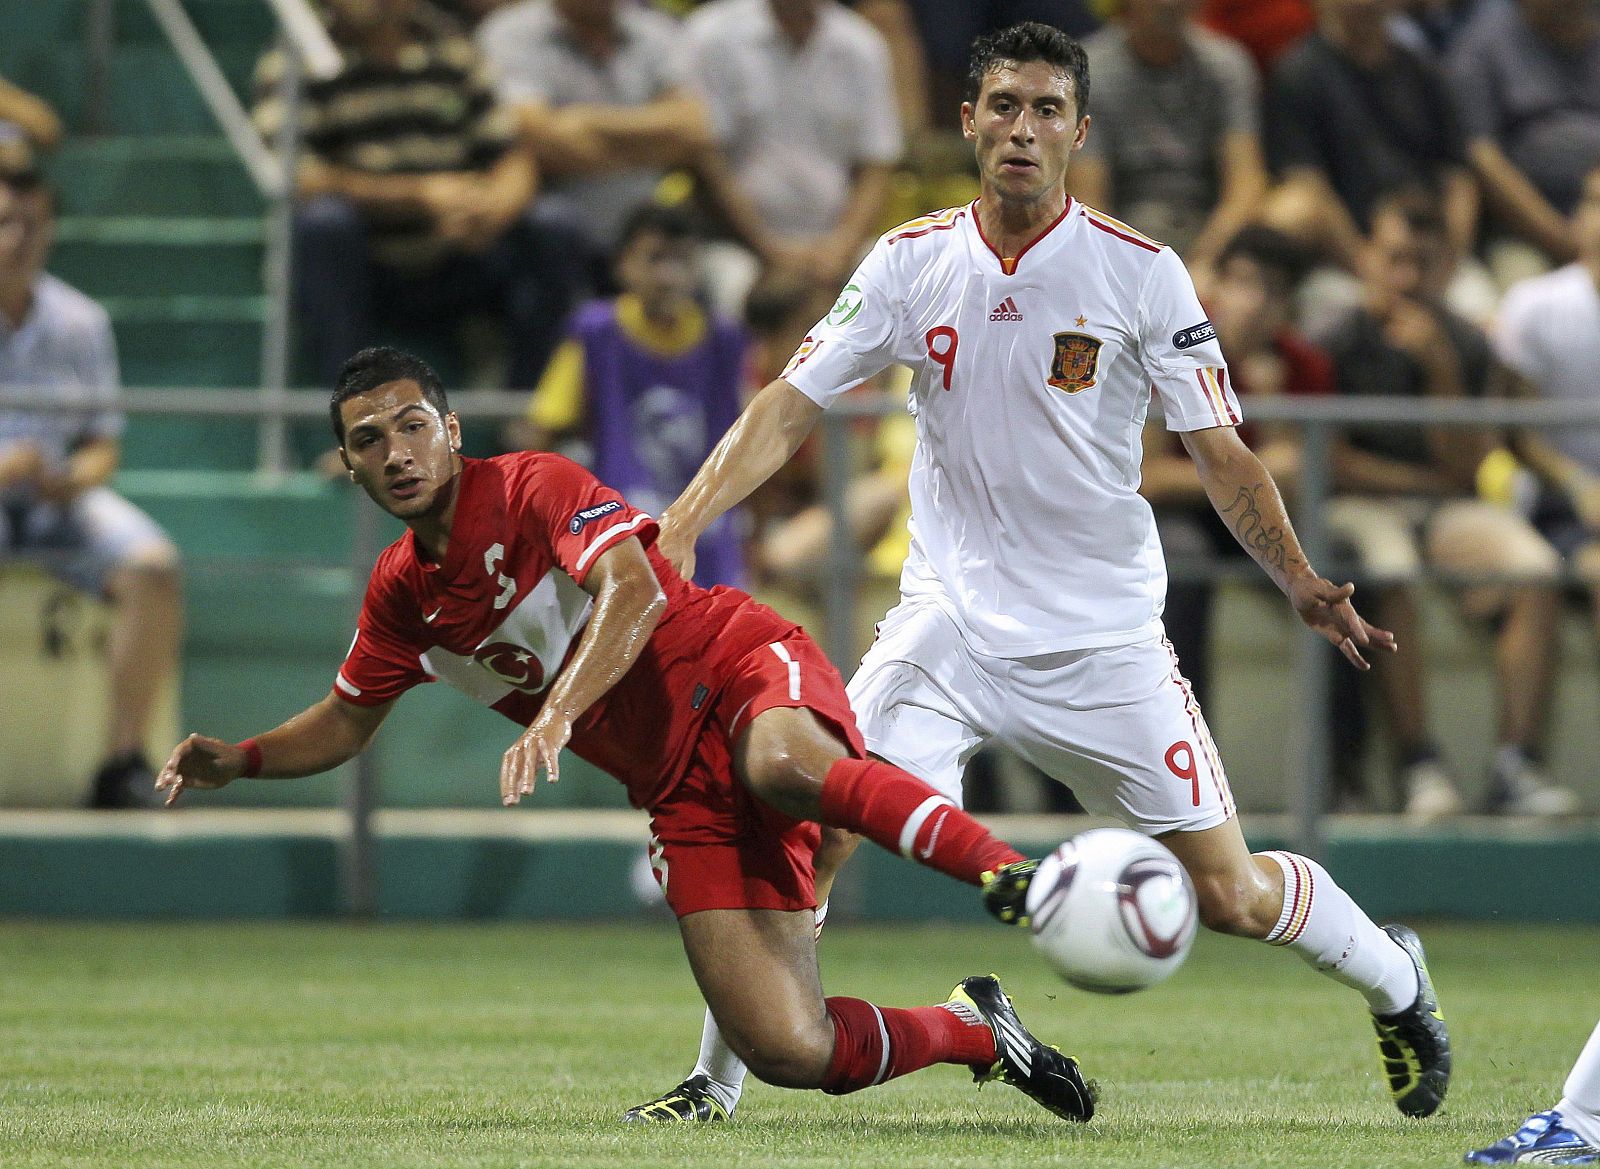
[819,758,1024,886]
[821,996,998,1094]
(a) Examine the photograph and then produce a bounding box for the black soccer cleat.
[948,974,1095,1122]
[621,1074,731,1123]
[981,859,1038,927]
[1371,924,1451,1118]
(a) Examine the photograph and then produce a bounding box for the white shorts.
[0,487,174,595]
[846,599,1236,836]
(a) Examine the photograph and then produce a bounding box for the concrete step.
[53,216,265,298]
[52,137,263,218]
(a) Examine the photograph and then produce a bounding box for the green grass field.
[2,920,1597,1168]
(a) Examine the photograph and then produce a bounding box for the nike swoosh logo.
[918,809,949,860]
[424,607,443,623]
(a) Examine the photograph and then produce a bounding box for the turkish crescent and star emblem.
[1048,330,1103,394]
[473,641,548,694]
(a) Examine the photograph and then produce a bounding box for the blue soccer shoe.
[1465,1110,1600,1164]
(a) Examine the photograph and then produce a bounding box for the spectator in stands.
[0,158,182,808]
[0,77,62,153]
[854,0,933,141]
[508,203,749,588]
[1316,187,1577,819]
[1496,162,1600,649]
[1447,0,1600,273]
[1138,223,1373,809]
[1392,0,1499,57]
[737,271,904,611]
[1201,0,1312,76]
[657,0,931,139]
[1262,0,1476,275]
[1140,225,1331,708]
[1073,0,1267,271]
[906,1,1101,124]
[431,0,510,29]
[258,0,560,392]
[475,0,713,265]
[684,0,905,308]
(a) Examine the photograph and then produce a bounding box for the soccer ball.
[1025,827,1198,994]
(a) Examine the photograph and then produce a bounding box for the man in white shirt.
[631,21,1450,1126]
[1497,162,1600,640]
[685,0,903,298]
[475,0,711,256]
[0,161,182,808]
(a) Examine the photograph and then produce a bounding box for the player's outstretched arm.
[501,538,667,805]
[657,378,822,579]
[1181,425,1396,670]
[155,691,395,807]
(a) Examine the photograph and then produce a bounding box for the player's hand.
[654,512,698,582]
[1287,575,1397,670]
[500,708,573,806]
[155,734,245,807]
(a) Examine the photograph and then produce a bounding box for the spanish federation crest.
[1048,331,1102,394]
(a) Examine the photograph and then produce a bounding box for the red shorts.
[647,627,866,917]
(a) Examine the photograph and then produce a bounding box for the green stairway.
[2,0,274,468]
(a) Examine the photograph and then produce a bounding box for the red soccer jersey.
[336,452,797,808]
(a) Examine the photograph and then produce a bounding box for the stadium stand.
[2,0,270,471]
[3,1,1598,833]
[0,0,633,811]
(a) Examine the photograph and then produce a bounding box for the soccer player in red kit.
[154,346,1093,1122]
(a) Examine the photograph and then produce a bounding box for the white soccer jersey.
[1494,263,1600,475]
[783,198,1240,656]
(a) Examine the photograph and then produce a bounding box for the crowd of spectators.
[6,0,1600,816]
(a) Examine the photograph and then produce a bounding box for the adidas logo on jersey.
[989,297,1023,322]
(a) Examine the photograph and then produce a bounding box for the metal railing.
[817,392,1600,864]
[6,386,1599,910]
[47,2,1593,913]
[86,0,339,474]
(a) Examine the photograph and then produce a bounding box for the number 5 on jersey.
[925,326,958,391]
[484,543,517,610]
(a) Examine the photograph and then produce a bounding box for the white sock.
[1259,851,1419,1015]
[688,899,830,1114]
[1556,1020,1600,1148]
[690,1007,746,1115]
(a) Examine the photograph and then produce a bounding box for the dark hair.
[616,201,698,253]
[1216,225,1315,293]
[965,22,1090,117]
[1370,184,1449,241]
[330,346,449,443]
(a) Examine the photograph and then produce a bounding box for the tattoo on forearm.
[1221,484,1301,573]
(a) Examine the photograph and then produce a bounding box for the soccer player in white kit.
[628,21,1450,1125]
[1466,1019,1600,1164]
